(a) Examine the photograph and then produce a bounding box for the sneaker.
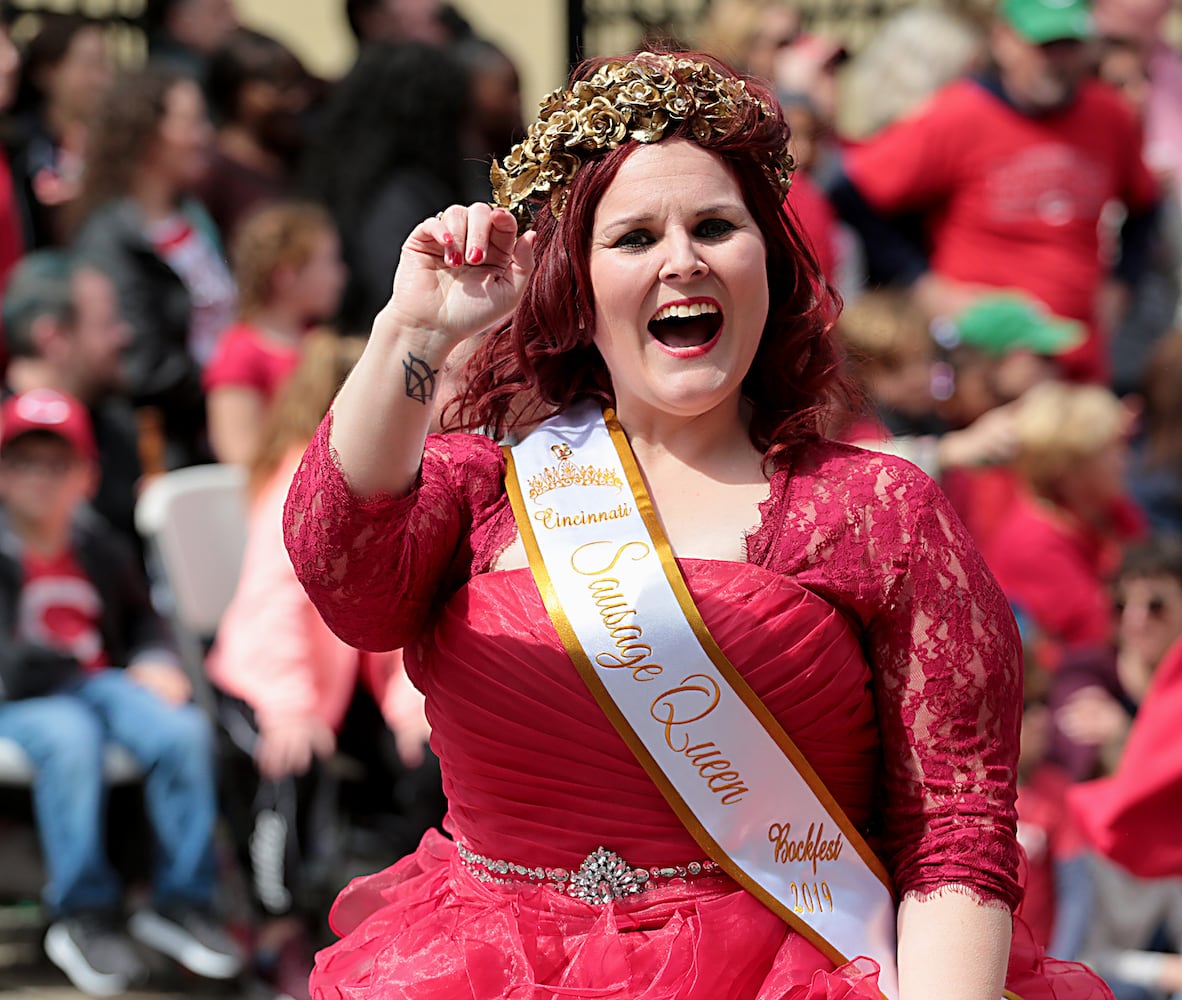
[44,912,149,997]
[128,904,244,980]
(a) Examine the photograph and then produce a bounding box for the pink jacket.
[208,449,424,735]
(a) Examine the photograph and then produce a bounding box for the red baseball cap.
[0,389,97,461]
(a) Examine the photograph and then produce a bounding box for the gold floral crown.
[490,51,795,224]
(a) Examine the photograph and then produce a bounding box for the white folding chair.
[134,463,249,717]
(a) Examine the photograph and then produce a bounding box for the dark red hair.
[445,52,850,469]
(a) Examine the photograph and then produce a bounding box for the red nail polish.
[441,231,454,246]
[447,249,462,267]
[468,247,484,265]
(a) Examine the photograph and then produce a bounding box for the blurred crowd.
[0,0,1178,997]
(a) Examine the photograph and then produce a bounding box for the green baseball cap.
[949,293,1085,357]
[1000,0,1093,43]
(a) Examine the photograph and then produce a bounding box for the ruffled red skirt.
[310,831,1110,1000]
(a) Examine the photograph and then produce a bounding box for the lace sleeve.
[282,413,504,652]
[754,445,1024,911]
[868,472,1024,911]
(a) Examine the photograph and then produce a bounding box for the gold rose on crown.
[490,52,795,223]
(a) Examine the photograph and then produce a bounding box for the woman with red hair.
[284,51,1107,1000]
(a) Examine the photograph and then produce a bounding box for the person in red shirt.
[986,381,1144,669]
[0,389,242,995]
[203,201,345,465]
[828,0,1161,383]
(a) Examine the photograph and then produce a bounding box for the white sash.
[503,403,903,996]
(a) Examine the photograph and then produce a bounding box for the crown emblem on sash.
[527,443,624,502]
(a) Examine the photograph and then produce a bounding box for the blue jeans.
[0,669,218,916]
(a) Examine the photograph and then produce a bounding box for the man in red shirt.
[829,0,1161,382]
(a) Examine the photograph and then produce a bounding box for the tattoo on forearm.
[403,352,439,405]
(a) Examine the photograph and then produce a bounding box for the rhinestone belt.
[457,842,723,904]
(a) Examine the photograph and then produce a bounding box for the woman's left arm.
[864,466,1024,1000]
[897,891,1010,1000]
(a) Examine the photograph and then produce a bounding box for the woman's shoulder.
[786,438,941,505]
[423,430,506,501]
[73,198,141,249]
[424,429,504,462]
[754,440,947,571]
[211,321,261,350]
[180,196,224,252]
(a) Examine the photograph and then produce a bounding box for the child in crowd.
[837,290,1048,483]
[988,381,1144,669]
[837,289,944,456]
[203,201,345,465]
[1050,540,1182,999]
[1051,538,1182,779]
[934,293,1082,428]
[0,388,240,996]
[933,294,1087,551]
[208,334,436,998]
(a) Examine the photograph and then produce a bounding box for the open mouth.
[647,300,724,352]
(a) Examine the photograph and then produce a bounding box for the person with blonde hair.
[987,382,1144,669]
[837,290,941,442]
[203,201,346,465]
[209,331,436,997]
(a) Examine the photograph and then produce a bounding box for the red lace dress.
[284,417,1111,1000]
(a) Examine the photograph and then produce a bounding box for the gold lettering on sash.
[571,541,663,681]
[650,676,750,805]
[566,539,754,805]
[788,880,835,913]
[534,503,634,531]
[768,821,846,876]
[570,540,649,577]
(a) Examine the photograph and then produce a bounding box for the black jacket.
[73,198,215,468]
[0,507,177,702]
